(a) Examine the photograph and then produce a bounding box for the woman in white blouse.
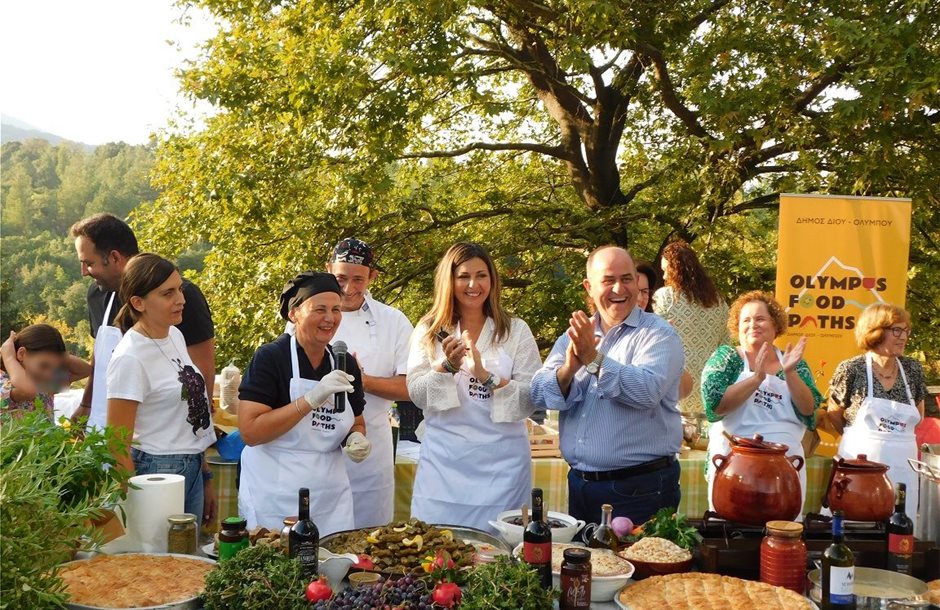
[407,242,541,531]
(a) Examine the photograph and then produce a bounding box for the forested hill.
[0,139,157,356]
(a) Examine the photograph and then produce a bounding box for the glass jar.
[218,516,249,561]
[760,520,807,594]
[281,516,298,543]
[167,513,198,555]
[560,547,591,610]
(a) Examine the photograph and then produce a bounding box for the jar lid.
[766,520,803,538]
[838,454,889,471]
[222,516,248,529]
[563,548,591,564]
[283,516,298,526]
[167,513,197,525]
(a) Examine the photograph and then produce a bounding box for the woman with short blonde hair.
[827,302,926,529]
[407,243,541,531]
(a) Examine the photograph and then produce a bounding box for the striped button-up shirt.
[530,306,685,471]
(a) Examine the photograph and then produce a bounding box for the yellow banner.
[775,194,912,453]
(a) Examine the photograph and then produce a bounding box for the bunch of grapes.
[310,576,439,610]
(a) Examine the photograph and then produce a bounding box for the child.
[0,325,91,417]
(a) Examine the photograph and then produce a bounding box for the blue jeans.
[131,449,204,519]
[567,460,681,525]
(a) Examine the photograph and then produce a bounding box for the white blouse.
[406,317,541,423]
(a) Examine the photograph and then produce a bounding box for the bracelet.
[442,359,460,374]
[293,399,305,416]
[78,403,91,411]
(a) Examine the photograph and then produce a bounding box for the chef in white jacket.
[407,243,542,532]
[327,238,414,528]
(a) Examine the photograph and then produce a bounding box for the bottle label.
[523,541,551,565]
[561,573,591,609]
[888,533,914,574]
[292,541,319,575]
[828,566,855,604]
[218,539,249,561]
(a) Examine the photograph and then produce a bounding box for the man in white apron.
[706,346,808,513]
[70,214,216,428]
[837,353,921,531]
[326,238,413,528]
[238,272,372,535]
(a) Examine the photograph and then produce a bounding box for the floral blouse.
[653,286,729,415]
[0,369,54,417]
[700,344,823,429]
[829,354,927,426]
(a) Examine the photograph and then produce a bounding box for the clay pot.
[826,454,894,521]
[712,434,804,525]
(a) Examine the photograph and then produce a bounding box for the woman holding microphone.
[407,243,541,531]
[237,271,371,535]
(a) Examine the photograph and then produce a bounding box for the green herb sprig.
[202,545,308,610]
[631,507,702,550]
[459,556,555,610]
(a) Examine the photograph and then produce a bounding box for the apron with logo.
[411,321,530,533]
[88,293,123,430]
[336,300,397,528]
[239,337,355,535]
[707,347,807,514]
[838,353,920,530]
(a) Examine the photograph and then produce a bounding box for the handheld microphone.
[333,341,347,413]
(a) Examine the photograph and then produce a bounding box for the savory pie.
[927,579,940,605]
[620,572,813,610]
[60,554,215,608]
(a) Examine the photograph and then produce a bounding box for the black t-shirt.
[87,280,215,346]
[238,333,366,417]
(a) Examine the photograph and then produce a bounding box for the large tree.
[141,0,940,365]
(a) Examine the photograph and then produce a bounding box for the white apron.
[412,326,530,533]
[238,338,355,535]
[336,302,396,528]
[707,347,808,514]
[88,293,123,431]
[837,353,920,530]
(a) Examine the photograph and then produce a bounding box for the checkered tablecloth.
[211,448,833,527]
[394,450,834,521]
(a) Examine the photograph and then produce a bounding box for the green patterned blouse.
[700,344,823,429]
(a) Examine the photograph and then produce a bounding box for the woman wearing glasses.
[827,303,927,529]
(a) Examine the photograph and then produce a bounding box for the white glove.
[303,370,354,410]
[343,431,371,463]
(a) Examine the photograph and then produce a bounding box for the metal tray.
[320,523,511,576]
[61,553,216,610]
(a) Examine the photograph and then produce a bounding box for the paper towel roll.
[125,473,185,553]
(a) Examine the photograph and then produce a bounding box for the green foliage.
[202,544,308,610]
[0,412,128,609]
[137,0,939,368]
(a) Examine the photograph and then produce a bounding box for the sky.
[1,0,217,145]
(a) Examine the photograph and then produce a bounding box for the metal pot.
[909,443,940,546]
[807,566,930,609]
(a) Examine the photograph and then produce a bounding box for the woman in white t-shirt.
[107,254,217,522]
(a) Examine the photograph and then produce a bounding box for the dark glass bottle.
[587,503,619,552]
[821,511,856,610]
[288,488,319,578]
[523,488,552,589]
[886,483,914,575]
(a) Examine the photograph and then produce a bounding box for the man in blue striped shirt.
[531,246,685,524]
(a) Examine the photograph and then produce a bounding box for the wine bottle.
[587,503,620,552]
[523,488,553,589]
[288,488,319,578]
[886,483,914,575]
[821,511,856,610]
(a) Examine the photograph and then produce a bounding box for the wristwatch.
[585,351,605,376]
[482,373,501,390]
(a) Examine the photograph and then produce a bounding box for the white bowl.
[489,510,585,547]
[512,543,635,602]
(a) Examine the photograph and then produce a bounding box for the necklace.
[138,325,185,372]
